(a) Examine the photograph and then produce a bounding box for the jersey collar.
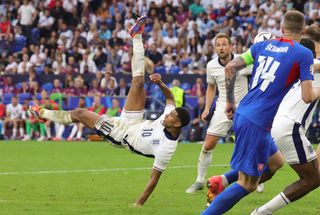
[218,53,234,67]
[163,128,179,141]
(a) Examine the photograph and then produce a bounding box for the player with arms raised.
[29,16,190,206]
[202,10,317,214]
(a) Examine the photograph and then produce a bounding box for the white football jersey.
[124,104,178,172]
[275,59,320,129]
[6,103,23,120]
[206,54,252,111]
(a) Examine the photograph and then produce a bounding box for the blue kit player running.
[202,10,315,215]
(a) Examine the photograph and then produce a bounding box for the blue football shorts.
[230,113,278,176]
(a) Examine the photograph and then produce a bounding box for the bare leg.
[260,151,284,183]
[284,159,320,201]
[238,171,260,192]
[256,159,320,214]
[123,34,146,111]
[70,109,100,130]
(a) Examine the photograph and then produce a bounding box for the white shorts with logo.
[94,109,144,147]
[272,116,317,165]
[207,110,233,137]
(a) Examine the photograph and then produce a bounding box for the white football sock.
[76,129,82,139]
[12,128,17,138]
[257,192,291,214]
[40,109,73,124]
[132,34,145,77]
[45,125,51,138]
[68,124,78,139]
[56,124,65,138]
[19,127,24,137]
[196,145,213,183]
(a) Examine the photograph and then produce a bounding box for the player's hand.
[131,202,142,208]
[201,109,210,121]
[149,73,162,84]
[225,102,236,120]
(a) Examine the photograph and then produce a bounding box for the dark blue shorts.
[231,113,278,176]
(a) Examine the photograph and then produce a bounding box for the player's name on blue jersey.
[265,44,289,53]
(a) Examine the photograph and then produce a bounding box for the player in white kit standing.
[28,15,190,206]
[185,33,279,193]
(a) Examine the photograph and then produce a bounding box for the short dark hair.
[282,10,305,34]
[175,107,190,128]
[305,25,320,43]
[300,38,316,58]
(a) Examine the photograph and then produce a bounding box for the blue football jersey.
[237,38,314,130]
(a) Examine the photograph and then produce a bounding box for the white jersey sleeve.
[6,104,23,120]
[206,60,217,85]
[275,59,320,129]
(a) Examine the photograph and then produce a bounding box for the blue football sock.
[201,183,249,215]
[224,169,238,184]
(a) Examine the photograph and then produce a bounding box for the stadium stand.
[0,0,319,141]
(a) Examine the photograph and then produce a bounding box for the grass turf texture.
[0,141,319,215]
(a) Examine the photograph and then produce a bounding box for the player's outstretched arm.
[149,74,175,107]
[225,56,246,119]
[135,168,162,206]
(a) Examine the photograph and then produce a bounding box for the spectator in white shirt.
[18,54,33,74]
[30,46,46,67]
[163,27,179,49]
[38,9,54,38]
[80,53,97,74]
[5,55,18,74]
[18,0,36,45]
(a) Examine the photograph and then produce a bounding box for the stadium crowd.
[0,0,320,141]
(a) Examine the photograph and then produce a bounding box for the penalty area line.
[0,164,229,176]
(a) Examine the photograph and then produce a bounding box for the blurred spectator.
[2,96,24,140]
[93,46,108,71]
[114,78,129,96]
[80,52,97,74]
[88,78,103,96]
[147,43,163,67]
[189,0,205,17]
[17,54,32,74]
[18,0,36,45]
[107,47,121,69]
[190,78,206,97]
[0,98,5,139]
[5,55,18,74]
[106,98,122,117]
[189,96,207,141]
[170,79,185,108]
[100,70,117,90]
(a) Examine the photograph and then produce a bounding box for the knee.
[131,78,144,89]
[203,143,214,152]
[71,108,86,120]
[241,182,258,193]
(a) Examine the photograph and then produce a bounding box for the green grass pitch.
[0,141,319,215]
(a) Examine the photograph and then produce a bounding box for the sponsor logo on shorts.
[257,163,264,172]
[307,145,314,154]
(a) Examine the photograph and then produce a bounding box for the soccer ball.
[254,32,275,44]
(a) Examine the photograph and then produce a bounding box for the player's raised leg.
[29,102,100,130]
[124,15,148,112]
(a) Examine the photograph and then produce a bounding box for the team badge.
[257,163,264,172]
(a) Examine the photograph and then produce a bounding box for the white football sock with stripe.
[40,109,73,124]
[196,145,213,183]
[257,192,290,214]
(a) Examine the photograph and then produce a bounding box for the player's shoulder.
[207,56,220,68]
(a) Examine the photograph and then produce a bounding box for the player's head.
[163,107,190,129]
[214,33,232,59]
[300,38,316,58]
[281,10,305,36]
[305,25,320,57]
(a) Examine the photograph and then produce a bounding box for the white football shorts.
[94,109,144,147]
[207,110,233,137]
[272,116,317,165]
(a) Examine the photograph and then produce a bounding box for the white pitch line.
[0,164,229,176]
